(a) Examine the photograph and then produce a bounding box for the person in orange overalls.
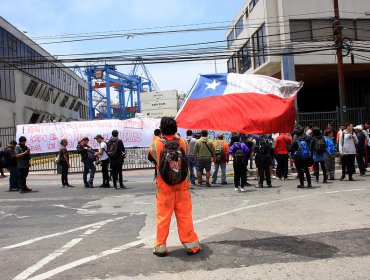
[149,117,200,257]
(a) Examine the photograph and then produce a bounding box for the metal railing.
[29,147,154,173]
[298,107,369,130]
[0,127,16,147]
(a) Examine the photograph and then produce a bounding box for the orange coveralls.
[149,134,200,254]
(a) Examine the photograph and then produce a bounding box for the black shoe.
[307,183,312,188]
[187,248,201,256]
[65,184,75,188]
[255,184,263,188]
[88,182,94,188]
[24,187,32,192]
[349,177,354,181]
[113,185,118,189]
[245,182,252,187]
[267,185,272,188]
[221,182,228,185]
[191,180,195,185]
[84,184,91,188]
[297,185,305,188]
[120,184,127,189]
[340,175,345,181]
[153,250,167,257]
[330,177,335,180]
[323,179,328,183]
[9,187,19,192]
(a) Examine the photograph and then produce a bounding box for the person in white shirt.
[338,123,359,181]
[94,134,110,188]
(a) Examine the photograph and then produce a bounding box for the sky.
[1,0,246,93]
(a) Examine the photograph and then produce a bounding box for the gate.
[298,107,369,130]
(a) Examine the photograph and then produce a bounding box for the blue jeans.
[212,162,227,183]
[83,160,96,185]
[8,165,18,189]
[188,156,196,183]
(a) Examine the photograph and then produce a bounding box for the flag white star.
[205,79,221,91]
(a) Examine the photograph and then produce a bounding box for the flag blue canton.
[189,73,228,100]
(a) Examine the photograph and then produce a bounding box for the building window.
[227,55,237,73]
[341,19,356,41]
[311,19,333,41]
[227,29,235,49]
[29,113,40,124]
[63,73,66,82]
[235,14,244,38]
[69,99,77,110]
[249,0,259,12]
[24,80,39,96]
[60,96,69,108]
[356,19,370,41]
[289,20,312,42]
[53,92,60,104]
[252,23,267,68]
[239,40,252,73]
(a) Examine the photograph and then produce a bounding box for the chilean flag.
[176,73,303,134]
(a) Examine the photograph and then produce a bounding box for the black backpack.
[258,138,271,154]
[159,138,188,185]
[234,144,245,165]
[0,151,8,168]
[107,140,120,159]
[314,137,326,153]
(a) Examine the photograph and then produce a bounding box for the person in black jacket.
[4,140,18,191]
[354,125,367,176]
[290,126,312,188]
[76,137,96,188]
[108,130,126,189]
[254,135,273,188]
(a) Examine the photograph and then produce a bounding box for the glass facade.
[0,25,87,104]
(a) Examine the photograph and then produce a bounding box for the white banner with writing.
[16,118,232,154]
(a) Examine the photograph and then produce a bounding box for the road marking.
[52,204,91,212]
[27,188,366,280]
[1,216,126,250]
[13,217,126,280]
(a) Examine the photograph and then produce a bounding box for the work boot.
[153,249,167,257]
[187,248,201,256]
[340,174,345,181]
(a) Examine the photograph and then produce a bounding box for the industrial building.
[226,0,370,123]
[0,16,89,131]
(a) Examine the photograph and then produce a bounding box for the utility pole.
[333,0,347,124]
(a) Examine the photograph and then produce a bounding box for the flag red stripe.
[176,93,296,134]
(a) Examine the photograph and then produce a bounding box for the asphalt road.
[0,169,369,280]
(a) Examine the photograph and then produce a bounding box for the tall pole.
[334,0,347,124]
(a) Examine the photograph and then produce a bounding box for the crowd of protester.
[0,120,369,193]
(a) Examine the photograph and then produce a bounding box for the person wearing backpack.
[274,133,292,180]
[324,123,337,180]
[338,123,358,181]
[4,140,18,191]
[211,134,229,185]
[354,125,367,176]
[229,136,250,192]
[310,127,328,184]
[254,135,273,188]
[108,130,126,189]
[194,130,215,187]
[76,137,96,188]
[290,126,312,188]
[149,117,200,257]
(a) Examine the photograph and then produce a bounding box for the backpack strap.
[203,141,214,156]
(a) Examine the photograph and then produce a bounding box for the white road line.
[27,240,145,280]
[27,188,366,280]
[13,217,125,280]
[1,217,125,250]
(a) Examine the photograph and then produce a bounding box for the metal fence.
[0,127,15,148]
[297,107,369,130]
[29,147,154,173]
